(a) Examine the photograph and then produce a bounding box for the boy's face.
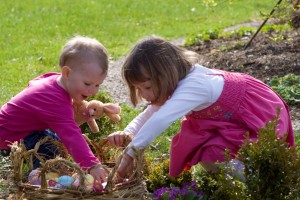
[62,59,107,103]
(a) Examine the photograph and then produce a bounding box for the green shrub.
[238,109,300,200]
[188,109,300,199]
[144,158,193,193]
[185,29,220,46]
[268,74,300,106]
[196,170,247,200]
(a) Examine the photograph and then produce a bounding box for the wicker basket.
[9,135,147,199]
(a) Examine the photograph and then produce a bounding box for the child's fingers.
[90,166,108,182]
[107,131,124,146]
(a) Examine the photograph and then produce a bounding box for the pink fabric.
[0,73,99,170]
[169,71,294,177]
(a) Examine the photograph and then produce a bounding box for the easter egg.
[84,174,94,185]
[46,172,59,181]
[28,169,41,185]
[93,182,104,193]
[57,175,74,187]
[73,177,80,188]
[48,179,58,187]
[72,174,95,189]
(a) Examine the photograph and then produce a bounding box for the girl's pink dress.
[169,71,294,177]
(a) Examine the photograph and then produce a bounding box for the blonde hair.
[59,35,109,72]
[122,36,200,107]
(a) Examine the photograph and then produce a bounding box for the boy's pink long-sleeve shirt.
[0,73,100,170]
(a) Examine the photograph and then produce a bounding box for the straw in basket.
[9,135,147,199]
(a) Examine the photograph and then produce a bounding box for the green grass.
[0,0,277,106]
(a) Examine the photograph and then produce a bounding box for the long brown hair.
[122,36,200,107]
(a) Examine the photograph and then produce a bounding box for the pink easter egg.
[93,182,104,193]
[73,177,80,188]
[48,179,58,187]
[28,169,41,185]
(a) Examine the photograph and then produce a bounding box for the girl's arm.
[107,105,159,146]
[126,67,224,157]
[124,104,160,135]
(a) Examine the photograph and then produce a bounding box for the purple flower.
[152,181,204,200]
[153,187,170,200]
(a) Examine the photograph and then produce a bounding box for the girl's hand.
[107,131,133,147]
[88,164,108,182]
[116,153,134,182]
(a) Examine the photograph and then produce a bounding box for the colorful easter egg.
[57,175,74,187]
[48,179,58,187]
[93,182,104,193]
[46,172,59,181]
[28,169,41,185]
[84,174,94,185]
[73,177,80,188]
[72,174,95,189]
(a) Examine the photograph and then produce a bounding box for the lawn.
[0,0,277,106]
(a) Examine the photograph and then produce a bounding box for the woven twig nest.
[9,135,147,199]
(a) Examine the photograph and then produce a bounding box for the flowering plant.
[153,181,206,200]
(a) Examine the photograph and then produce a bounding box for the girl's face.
[133,80,157,104]
[61,59,106,103]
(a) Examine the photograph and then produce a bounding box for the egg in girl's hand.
[28,169,41,185]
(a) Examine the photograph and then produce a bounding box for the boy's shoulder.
[28,72,60,86]
[32,72,60,81]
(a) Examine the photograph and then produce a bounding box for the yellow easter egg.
[84,174,94,185]
[46,172,59,180]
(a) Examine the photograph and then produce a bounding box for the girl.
[107,36,294,180]
[0,36,109,182]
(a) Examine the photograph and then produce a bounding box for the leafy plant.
[268,74,300,106]
[180,109,300,200]
[239,109,300,200]
[144,158,193,193]
[195,170,248,200]
[185,29,220,46]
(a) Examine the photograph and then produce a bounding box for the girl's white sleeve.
[123,105,159,135]
[126,67,223,157]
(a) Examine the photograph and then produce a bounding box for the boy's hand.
[107,131,133,147]
[89,164,108,182]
